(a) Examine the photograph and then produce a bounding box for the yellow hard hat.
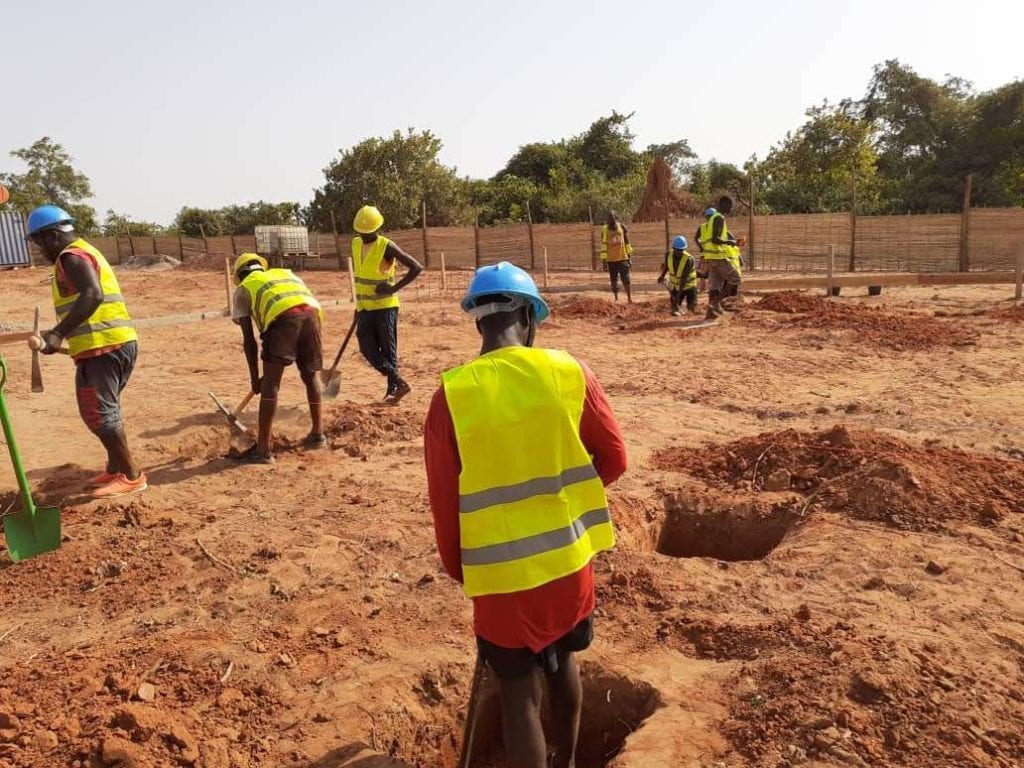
[233,252,267,282]
[353,205,384,234]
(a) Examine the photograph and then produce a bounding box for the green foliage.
[172,201,298,237]
[306,129,469,232]
[646,139,696,180]
[687,159,749,206]
[102,210,164,237]
[750,101,880,213]
[1,137,98,233]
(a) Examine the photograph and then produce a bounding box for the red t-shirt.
[423,355,627,652]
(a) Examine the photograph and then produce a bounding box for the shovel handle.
[327,311,360,373]
[232,391,255,418]
[458,652,486,768]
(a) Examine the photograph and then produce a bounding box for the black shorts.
[261,309,323,374]
[477,615,594,679]
[608,260,631,284]
[75,341,138,434]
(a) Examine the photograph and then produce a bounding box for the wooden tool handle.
[232,391,255,417]
[327,310,360,373]
[30,307,44,393]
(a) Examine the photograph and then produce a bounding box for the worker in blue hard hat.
[24,204,146,498]
[350,205,423,404]
[694,197,742,318]
[658,235,699,316]
[424,261,627,768]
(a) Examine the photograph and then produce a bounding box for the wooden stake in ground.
[826,245,835,297]
[440,252,447,291]
[223,256,233,312]
[542,246,549,290]
[346,256,357,303]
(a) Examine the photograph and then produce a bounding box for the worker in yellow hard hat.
[230,253,325,464]
[351,205,422,404]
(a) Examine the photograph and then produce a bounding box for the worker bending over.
[695,196,742,318]
[26,205,145,498]
[351,205,422,404]
[424,262,627,768]
[600,210,634,303]
[658,235,698,316]
[231,253,324,464]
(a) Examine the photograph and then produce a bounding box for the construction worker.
[657,235,698,315]
[351,205,422,404]
[230,253,324,464]
[24,205,146,498]
[695,196,741,318]
[599,210,634,303]
[424,262,627,768]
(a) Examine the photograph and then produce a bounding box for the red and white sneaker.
[92,472,148,499]
[86,470,118,488]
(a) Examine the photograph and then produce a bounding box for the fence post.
[178,234,184,259]
[588,207,599,271]
[663,195,671,252]
[440,252,447,290]
[826,245,835,297]
[330,210,344,270]
[525,200,536,270]
[1015,249,1023,302]
[747,176,755,271]
[958,173,972,272]
[125,225,135,257]
[199,224,209,258]
[849,175,858,272]
[421,202,430,269]
[543,246,549,290]
[230,234,237,255]
[473,213,481,268]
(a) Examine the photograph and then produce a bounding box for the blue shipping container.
[0,211,32,268]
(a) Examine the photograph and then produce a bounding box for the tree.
[964,80,1024,207]
[687,159,750,207]
[750,101,880,213]
[306,129,469,232]
[173,207,227,237]
[102,210,163,237]
[574,111,643,179]
[0,137,97,232]
[646,139,696,180]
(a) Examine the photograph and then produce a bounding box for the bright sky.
[3,0,1021,224]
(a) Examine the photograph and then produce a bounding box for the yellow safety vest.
[699,213,731,260]
[351,236,400,311]
[442,346,615,598]
[600,225,632,263]
[51,239,138,359]
[666,250,697,290]
[727,247,743,277]
[241,268,322,332]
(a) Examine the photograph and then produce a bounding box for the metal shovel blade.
[3,504,62,563]
[1,355,62,562]
[322,371,342,400]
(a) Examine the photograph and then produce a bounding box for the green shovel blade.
[3,505,62,562]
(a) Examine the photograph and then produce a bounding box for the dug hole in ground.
[1,268,1023,768]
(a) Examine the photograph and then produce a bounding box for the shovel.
[321,310,359,400]
[0,356,62,562]
[210,391,255,451]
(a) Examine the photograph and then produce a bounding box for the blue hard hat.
[461,261,550,323]
[27,205,75,235]
[672,235,687,250]
[703,207,717,218]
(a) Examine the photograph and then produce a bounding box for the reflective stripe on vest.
[666,250,697,290]
[51,239,138,358]
[241,268,322,332]
[442,346,615,598]
[351,236,400,311]
[699,213,730,259]
[600,225,629,262]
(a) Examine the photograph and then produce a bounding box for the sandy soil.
[0,266,1022,768]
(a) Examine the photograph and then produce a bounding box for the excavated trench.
[656,496,801,561]
[466,662,663,767]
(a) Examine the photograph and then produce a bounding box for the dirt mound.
[633,156,701,221]
[120,254,181,271]
[320,402,423,457]
[552,297,664,321]
[652,425,1024,532]
[748,291,979,351]
[988,303,1024,323]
